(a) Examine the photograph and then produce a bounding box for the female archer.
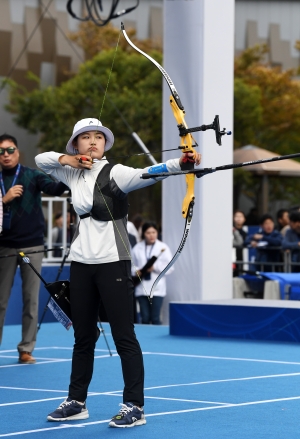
[35,117,201,428]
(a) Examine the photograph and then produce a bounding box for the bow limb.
[121,23,197,218]
[148,201,194,299]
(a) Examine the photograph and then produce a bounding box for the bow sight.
[178,115,232,146]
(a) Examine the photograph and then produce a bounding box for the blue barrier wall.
[4,265,70,325]
[169,301,300,342]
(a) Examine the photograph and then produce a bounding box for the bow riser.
[169,95,196,218]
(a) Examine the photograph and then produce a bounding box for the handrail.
[233,247,300,273]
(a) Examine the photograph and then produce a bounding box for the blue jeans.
[137,296,164,325]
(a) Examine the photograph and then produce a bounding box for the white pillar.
[162,0,235,322]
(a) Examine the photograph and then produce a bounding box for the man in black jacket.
[0,134,68,364]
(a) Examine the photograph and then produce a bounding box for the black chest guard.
[80,163,128,222]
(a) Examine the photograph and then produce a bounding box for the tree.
[3,45,163,221]
[233,45,300,210]
[234,77,262,148]
[68,22,162,60]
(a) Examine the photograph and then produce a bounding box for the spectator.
[244,214,282,272]
[233,210,248,276]
[0,133,67,364]
[233,229,243,248]
[233,210,248,242]
[131,221,174,325]
[282,211,300,272]
[276,208,290,237]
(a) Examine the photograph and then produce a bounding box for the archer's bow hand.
[179,152,201,170]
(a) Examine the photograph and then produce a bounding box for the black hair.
[289,211,300,223]
[259,214,274,225]
[276,208,288,220]
[54,212,63,221]
[0,134,18,147]
[141,221,158,239]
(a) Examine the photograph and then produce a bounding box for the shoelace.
[58,399,76,409]
[117,403,133,416]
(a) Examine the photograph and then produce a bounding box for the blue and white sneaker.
[47,397,89,421]
[109,402,146,428]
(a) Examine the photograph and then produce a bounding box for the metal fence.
[42,195,77,264]
[233,246,300,274]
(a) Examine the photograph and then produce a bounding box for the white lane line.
[0,394,228,408]
[0,391,119,407]
[0,386,68,393]
[143,396,228,405]
[0,354,118,368]
[0,347,114,353]
[2,347,299,366]
[0,422,109,437]
[0,356,65,361]
[0,372,300,407]
[0,397,69,407]
[143,351,300,366]
[1,395,300,437]
[143,371,300,391]
[1,370,300,400]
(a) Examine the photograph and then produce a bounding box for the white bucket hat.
[66,118,114,155]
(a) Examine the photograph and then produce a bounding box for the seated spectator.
[233,210,248,276]
[282,211,300,272]
[276,208,290,237]
[244,214,283,272]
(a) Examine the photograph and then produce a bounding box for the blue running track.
[1,322,300,438]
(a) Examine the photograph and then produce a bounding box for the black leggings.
[68,260,144,406]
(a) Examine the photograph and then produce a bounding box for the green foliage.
[234,78,262,148]
[233,45,300,210]
[5,48,162,165]
[3,47,163,222]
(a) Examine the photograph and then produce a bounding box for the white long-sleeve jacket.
[35,152,181,264]
[131,239,174,297]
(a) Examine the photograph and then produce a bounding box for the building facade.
[0,0,299,166]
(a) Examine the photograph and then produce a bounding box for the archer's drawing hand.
[59,155,93,169]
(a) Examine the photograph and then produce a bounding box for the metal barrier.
[233,247,300,274]
[42,195,77,263]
